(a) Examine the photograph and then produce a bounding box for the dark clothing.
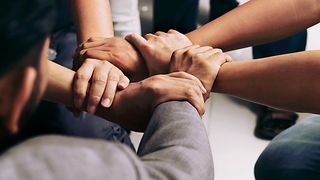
[53,0,73,32]
[153,0,239,33]
[153,0,199,33]
[253,31,307,58]
[210,0,239,20]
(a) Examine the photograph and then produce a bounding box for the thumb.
[125,34,148,51]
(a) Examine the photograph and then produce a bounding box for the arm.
[125,31,320,113]
[70,0,114,44]
[136,101,214,179]
[45,60,205,132]
[187,0,320,51]
[69,0,130,112]
[213,51,320,114]
[126,30,320,114]
[9,102,213,180]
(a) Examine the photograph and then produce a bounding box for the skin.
[74,37,148,82]
[187,0,320,51]
[0,39,49,136]
[169,45,232,98]
[123,0,320,114]
[125,31,320,114]
[73,0,320,114]
[69,0,130,113]
[49,1,207,128]
[70,0,114,43]
[46,60,206,132]
[0,35,205,137]
[212,51,320,113]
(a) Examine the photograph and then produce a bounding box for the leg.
[255,116,320,180]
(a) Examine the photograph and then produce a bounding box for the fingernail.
[201,86,207,94]
[87,105,96,114]
[120,80,129,89]
[101,98,111,108]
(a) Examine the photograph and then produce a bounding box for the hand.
[170,45,232,99]
[142,72,206,114]
[74,37,148,82]
[125,30,192,75]
[73,58,130,114]
[111,72,206,131]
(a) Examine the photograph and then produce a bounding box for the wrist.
[185,33,196,45]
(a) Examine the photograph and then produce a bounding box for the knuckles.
[141,75,166,95]
[92,77,107,85]
[75,72,90,81]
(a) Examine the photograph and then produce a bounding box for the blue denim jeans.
[255,115,320,180]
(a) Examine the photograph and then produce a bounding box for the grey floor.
[132,0,320,179]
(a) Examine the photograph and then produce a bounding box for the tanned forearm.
[212,51,320,114]
[187,0,320,51]
[70,0,114,44]
[45,61,149,131]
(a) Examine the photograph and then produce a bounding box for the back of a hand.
[125,30,192,75]
[170,45,232,99]
[117,72,206,132]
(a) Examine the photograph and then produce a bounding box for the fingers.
[168,72,206,94]
[185,88,206,116]
[144,33,158,40]
[125,34,149,50]
[154,31,167,36]
[170,45,200,71]
[145,74,205,116]
[171,45,201,60]
[80,40,106,50]
[73,59,95,109]
[88,61,127,111]
[173,76,205,115]
[101,68,121,108]
[74,58,129,113]
[167,29,180,34]
[87,61,111,113]
[225,54,233,62]
[201,48,232,66]
[87,37,106,42]
[79,49,112,63]
[118,75,130,90]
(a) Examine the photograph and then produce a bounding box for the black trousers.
[153,0,239,33]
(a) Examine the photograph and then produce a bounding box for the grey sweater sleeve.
[0,101,214,180]
[137,101,214,180]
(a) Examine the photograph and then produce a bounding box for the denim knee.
[255,116,320,180]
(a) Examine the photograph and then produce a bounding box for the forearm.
[187,0,320,51]
[137,102,214,179]
[213,51,320,113]
[70,0,114,44]
[45,61,149,131]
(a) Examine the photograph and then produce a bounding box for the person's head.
[0,0,55,138]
